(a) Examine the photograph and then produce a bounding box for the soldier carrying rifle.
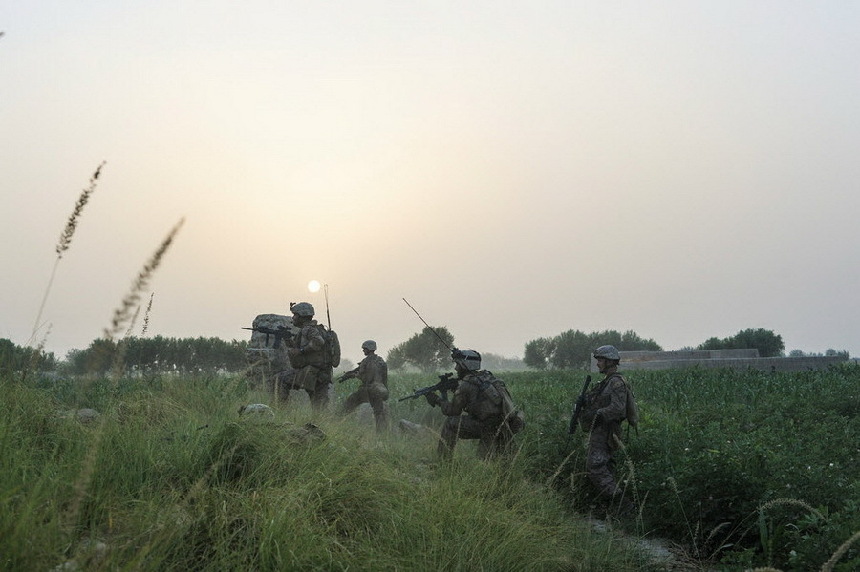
[577,345,637,515]
[423,348,524,461]
[280,301,338,413]
[337,340,390,432]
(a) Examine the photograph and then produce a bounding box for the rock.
[286,422,326,444]
[75,409,100,423]
[398,419,429,435]
[51,539,107,571]
[238,403,274,416]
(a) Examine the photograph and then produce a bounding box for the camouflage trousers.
[586,427,622,498]
[275,366,332,412]
[439,414,513,460]
[339,383,389,432]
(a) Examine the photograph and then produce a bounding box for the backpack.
[318,325,341,368]
[618,374,639,433]
[494,375,525,434]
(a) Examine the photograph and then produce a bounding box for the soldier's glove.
[425,392,441,407]
[575,395,586,408]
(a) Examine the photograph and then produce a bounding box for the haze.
[2,2,859,365]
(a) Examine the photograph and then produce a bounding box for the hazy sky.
[3,2,859,365]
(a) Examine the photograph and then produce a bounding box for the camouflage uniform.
[283,319,332,411]
[579,365,629,499]
[434,370,514,460]
[340,353,389,431]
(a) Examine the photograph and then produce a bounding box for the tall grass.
[30,162,106,346]
[1,374,653,571]
[103,218,184,343]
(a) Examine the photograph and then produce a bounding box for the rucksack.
[318,325,341,368]
[495,376,525,434]
[618,374,639,433]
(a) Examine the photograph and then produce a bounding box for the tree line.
[524,326,792,370]
[4,325,841,378]
[385,327,530,373]
[524,329,662,370]
[64,336,249,375]
[0,338,58,375]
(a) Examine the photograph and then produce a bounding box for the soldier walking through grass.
[338,340,390,432]
[425,349,524,460]
[578,345,636,514]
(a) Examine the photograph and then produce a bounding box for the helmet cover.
[290,302,315,317]
[593,345,621,361]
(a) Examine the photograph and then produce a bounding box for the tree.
[0,338,57,375]
[386,326,454,372]
[524,329,662,370]
[698,337,726,351]
[524,337,555,370]
[550,330,592,369]
[64,335,249,375]
[733,328,784,357]
[697,328,784,357]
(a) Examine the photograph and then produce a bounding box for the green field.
[2,365,858,571]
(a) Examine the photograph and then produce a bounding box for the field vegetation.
[3,370,654,571]
[2,363,859,571]
[513,365,860,571]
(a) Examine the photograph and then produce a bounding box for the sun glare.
[308,280,321,293]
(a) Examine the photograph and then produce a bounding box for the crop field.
[506,365,860,571]
[2,364,858,571]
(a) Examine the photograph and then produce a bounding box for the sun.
[308,280,321,293]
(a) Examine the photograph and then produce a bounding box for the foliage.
[513,364,860,571]
[63,335,249,375]
[5,360,859,570]
[523,329,662,370]
[1,371,651,571]
[524,337,556,370]
[697,327,785,357]
[0,337,57,375]
[386,326,455,372]
[790,348,850,358]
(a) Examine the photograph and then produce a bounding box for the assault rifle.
[568,375,592,435]
[399,372,459,402]
[242,325,292,350]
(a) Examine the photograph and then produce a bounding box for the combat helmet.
[453,349,482,371]
[361,340,377,351]
[593,345,620,361]
[290,302,315,317]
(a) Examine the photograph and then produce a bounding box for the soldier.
[338,340,390,432]
[424,349,523,460]
[578,345,635,514]
[283,302,333,412]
